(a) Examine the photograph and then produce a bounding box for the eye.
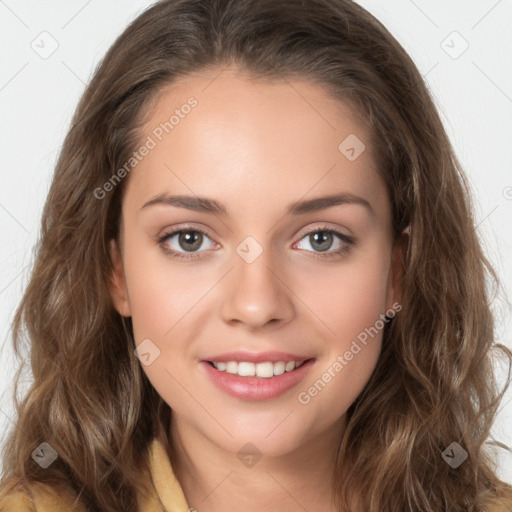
[158,227,217,260]
[158,225,355,261]
[294,226,355,258]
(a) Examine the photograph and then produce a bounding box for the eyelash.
[157,224,356,261]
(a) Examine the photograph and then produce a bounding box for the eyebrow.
[140,191,373,216]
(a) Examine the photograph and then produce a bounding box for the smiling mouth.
[206,359,314,378]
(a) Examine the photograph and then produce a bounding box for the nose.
[220,243,295,330]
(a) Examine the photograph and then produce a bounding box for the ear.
[108,238,132,317]
[385,225,409,310]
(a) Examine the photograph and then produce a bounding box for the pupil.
[179,231,202,252]
[311,232,332,252]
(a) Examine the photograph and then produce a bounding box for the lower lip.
[200,359,315,401]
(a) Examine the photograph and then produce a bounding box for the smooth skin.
[109,64,405,512]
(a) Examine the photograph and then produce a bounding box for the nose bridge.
[220,235,294,328]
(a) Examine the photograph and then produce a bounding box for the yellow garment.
[0,436,190,511]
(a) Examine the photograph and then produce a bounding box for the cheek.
[123,239,212,340]
[122,247,206,409]
[293,252,390,414]
[122,241,220,400]
[301,250,391,343]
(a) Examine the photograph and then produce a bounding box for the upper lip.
[203,350,314,364]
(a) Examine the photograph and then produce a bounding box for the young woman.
[1,0,511,511]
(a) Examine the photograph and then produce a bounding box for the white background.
[1,0,511,485]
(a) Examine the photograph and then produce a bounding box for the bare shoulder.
[0,478,85,512]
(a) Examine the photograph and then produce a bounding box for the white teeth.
[211,360,306,378]
[273,361,286,375]
[225,361,238,374]
[237,362,255,377]
[256,362,274,378]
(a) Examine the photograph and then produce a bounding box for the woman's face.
[109,65,402,457]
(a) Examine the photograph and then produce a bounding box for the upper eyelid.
[298,225,352,238]
[158,225,213,242]
[158,223,351,238]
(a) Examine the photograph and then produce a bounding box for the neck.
[168,413,348,512]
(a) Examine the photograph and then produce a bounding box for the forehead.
[123,65,388,220]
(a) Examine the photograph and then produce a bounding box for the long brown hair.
[1,0,511,510]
